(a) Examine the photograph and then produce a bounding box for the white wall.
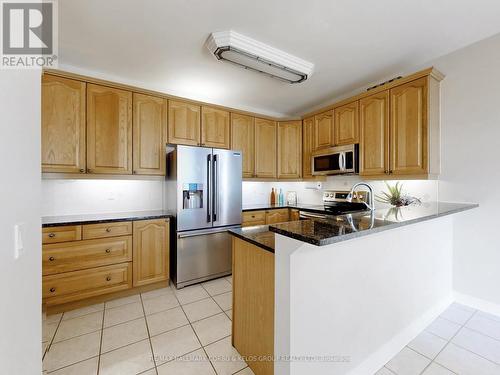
[431,33,500,306]
[41,179,163,216]
[0,70,42,374]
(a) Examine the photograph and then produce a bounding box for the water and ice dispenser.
[182,183,203,209]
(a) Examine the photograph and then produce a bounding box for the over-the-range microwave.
[311,144,359,176]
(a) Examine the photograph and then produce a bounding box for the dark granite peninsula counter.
[42,209,174,227]
[268,202,478,246]
[228,225,275,252]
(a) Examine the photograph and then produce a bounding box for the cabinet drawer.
[43,236,132,276]
[242,211,266,227]
[42,226,82,244]
[82,221,132,239]
[42,263,132,306]
[265,209,290,224]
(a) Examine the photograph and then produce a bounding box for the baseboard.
[454,291,500,316]
[347,295,454,375]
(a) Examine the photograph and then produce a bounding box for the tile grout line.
[96,302,106,375]
[417,309,478,375]
[42,312,63,363]
[139,292,160,375]
[173,284,221,375]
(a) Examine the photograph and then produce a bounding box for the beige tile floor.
[42,275,254,375]
[377,303,500,375]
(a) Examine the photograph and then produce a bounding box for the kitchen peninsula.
[229,202,477,375]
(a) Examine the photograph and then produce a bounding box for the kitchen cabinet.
[42,75,86,173]
[265,209,289,224]
[334,101,359,145]
[133,93,167,175]
[42,225,82,244]
[255,118,277,178]
[168,100,201,146]
[390,77,428,176]
[87,84,133,174]
[359,90,390,177]
[302,117,314,179]
[314,110,333,150]
[201,106,230,148]
[277,120,302,179]
[242,211,266,227]
[290,209,300,221]
[231,113,255,178]
[132,219,170,287]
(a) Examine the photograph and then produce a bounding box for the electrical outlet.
[14,223,25,259]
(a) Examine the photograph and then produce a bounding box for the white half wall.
[41,179,164,216]
[431,32,500,306]
[0,70,42,374]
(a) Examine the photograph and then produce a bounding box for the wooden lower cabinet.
[265,209,289,224]
[290,209,300,221]
[133,219,170,287]
[233,237,275,375]
[43,225,82,244]
[242,208,300,227]
[242,211,266,227]
[43,263,132,306]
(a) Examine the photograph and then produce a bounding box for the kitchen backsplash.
[42,177,438,216]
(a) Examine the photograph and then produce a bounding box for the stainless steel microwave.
[311,144,359,176]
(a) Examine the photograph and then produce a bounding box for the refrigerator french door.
[168,145,242,288]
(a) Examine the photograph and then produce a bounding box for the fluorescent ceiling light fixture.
[206,31,314,84]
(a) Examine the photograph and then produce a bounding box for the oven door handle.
[299,211,329,220]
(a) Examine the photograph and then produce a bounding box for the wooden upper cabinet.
[359,90,389,177]
[168,100,201,146]
[390,77,428,176]
[334,101,359,145]
[277,121,302,179]
[87,84,132,174]
[231,113,255,178]
[42,75,86,173]
[302,117,314,179]
[314,110,333,150]
[254,118,277,178]
[133,219,169,287]
[201,106,230,149]
[133,93,167,175]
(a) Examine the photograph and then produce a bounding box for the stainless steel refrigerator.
[165,145,242,288]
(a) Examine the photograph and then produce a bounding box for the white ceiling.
[59,0,500,118]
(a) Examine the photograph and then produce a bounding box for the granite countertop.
[229,225,275,253]
[268,202,478,246]
[42,210,174,227]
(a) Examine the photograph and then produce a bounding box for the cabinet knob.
[389,170,393,174]
[384,170,389,175]
[106,228,112,233]
[79,168,85,173]
[105,248,111,254]
[133,170,137,174]
[49,287,56,293]
[48,233,56,238]
[48,256,55,261]
[87,169,92,173]
[106,276,112,281]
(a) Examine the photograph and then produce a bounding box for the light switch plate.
[14,223,25,259]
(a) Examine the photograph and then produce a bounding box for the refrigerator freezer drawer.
[174,226,238,288]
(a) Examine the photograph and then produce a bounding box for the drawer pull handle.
[106,228,112,233]
[106,276,112,281]
[48,233,56,238]
[105,248,111,254]
[48,256,55,261]
[49,287,56,293]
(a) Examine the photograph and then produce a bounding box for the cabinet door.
[133,93,167,175]
[168,100,200,146]
[201,106,230,149]
[302,117,314,179]
[133,219,169,287]
[334,101,359,145]
[277,120,302,179]
[265,209,289,224]
[359,91,389,177]
[254,118,277,178]
[390,77,428,175]
[313,110,333,150]
[231,113,255,178]
[42,75,86,173]
[87,84,132,174]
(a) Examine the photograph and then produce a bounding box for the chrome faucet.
[347,182,375,211]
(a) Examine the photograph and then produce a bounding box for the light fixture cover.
[206,31,314,84]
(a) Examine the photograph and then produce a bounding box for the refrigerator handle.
[213,154,218,222]
[206,154,212,222]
